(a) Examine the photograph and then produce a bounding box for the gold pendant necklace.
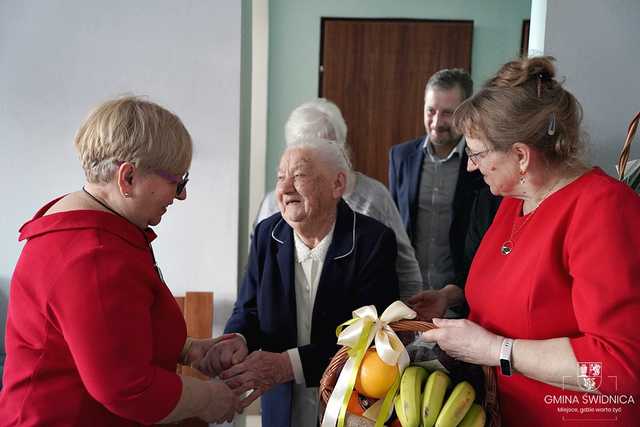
[501,181,561,255]
[500,171,583,255]
[501,242,513,256]
[501,210,537,255]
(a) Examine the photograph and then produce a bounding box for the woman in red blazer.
[0,97,238,426]
[422,57,640,426]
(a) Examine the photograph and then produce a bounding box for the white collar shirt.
[287,224,335,426]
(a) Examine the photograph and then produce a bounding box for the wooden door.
[320,19,473,186]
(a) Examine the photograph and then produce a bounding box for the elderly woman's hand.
[220,351,294,410]
[191,335,249,377]
[421,318,504,366]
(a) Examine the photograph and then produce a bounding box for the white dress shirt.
[286,225,335,427]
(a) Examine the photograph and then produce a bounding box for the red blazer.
[468,169,640,426]
[0,198,185,426]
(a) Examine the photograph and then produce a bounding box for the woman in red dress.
[0,97,239,426]
[422,57,640,426]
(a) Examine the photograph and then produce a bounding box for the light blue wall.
[265,0,531,188]
[238,0,252,274]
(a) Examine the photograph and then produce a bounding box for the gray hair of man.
[284,98,355,194]
[284,137,351,197]
[425,68,474,101]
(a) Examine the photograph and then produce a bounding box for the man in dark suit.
[389,68,496,320]
[200,139,399,426]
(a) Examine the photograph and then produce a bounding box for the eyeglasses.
[113,161,189,196]
[155,170,189,196]
[464,146,492,166]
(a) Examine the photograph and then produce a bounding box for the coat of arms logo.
[577,362,602,391]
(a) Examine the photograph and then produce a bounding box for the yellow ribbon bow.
[321,301,416,427]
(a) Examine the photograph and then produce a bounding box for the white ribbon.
[321,301,416,427]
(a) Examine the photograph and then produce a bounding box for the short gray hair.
[426,68,473,100]
[284,138,351,181]
[285,98,348,146]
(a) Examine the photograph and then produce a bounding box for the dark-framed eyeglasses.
[155,170,190,196]
[464,146,492,166]
[113,160,189,196]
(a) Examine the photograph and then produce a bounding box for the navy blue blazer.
[388,136,491,288]
[225,199,399,427]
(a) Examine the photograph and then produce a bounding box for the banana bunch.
[422,370,451,427]
[391,368,486,427]
[458,404,487,427]
[395,366,428,427]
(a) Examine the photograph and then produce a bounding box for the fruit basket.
[319,319,501,427]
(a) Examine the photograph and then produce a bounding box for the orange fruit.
[354,348,399,399]
[346,391,378,416]
[347,391,365,415]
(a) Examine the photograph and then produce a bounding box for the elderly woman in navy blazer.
[197,138,399,426]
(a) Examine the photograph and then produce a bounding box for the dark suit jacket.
[225,200,399,427]
[388,136,494,288]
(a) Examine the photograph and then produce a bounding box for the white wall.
[528,0,546,55]
[533,0,640,174]
[0,0,242,361]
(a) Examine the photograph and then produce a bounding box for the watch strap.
[499,338,514,376]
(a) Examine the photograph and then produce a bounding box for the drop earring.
[519,170,526,185]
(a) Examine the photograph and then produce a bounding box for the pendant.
[501,240,513,255]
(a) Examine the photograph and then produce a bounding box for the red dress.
[0,198,185,426]
[467,168,640,426]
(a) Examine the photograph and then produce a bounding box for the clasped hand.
[220,350,294,409]
[182,335,247,422]
[190,335,294,411]
[191,334,249,377]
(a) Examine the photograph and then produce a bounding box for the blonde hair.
[74,96,193,183]
[453,56,584,166]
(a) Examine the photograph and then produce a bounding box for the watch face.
[500,358,512,376]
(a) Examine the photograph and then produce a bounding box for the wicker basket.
[617,112,640,192]
[319,319,501,427]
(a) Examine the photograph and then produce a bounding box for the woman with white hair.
[255,98,422,300]
[215,139,399,426]
[0,97,238,425]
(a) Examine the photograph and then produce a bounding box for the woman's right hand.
[158,376,240,424]
[198,379,240,424]
[192,334,248,377]
[420,318,503,366]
